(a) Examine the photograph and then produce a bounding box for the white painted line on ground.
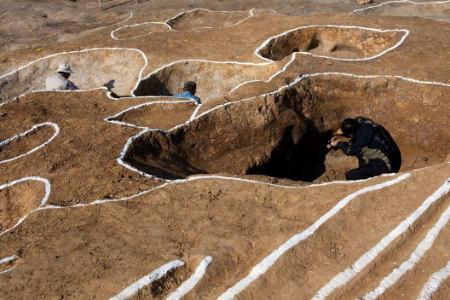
[104,99,196,129]
[253,25,409,62]
[350,0,450,14]
[0,255,18,276]
[218,173,411,300]
[0,177,51,237]
[110,21,170,41]
[0,48,148,102]
[0,255,18,265]
[362,178,450,299]
[166,256,213,300]
[418,260,450,300]
[109,260,184,300]
[0,122,60,164]
[312,176,450,300]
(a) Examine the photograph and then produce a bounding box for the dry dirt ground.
[1,0,450,299]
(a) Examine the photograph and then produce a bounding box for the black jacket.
[337,117,392,172]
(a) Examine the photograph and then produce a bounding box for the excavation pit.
[133,60,278,102]
[0,49,145,102]
[257,26,406,61]
[125,75,450,182]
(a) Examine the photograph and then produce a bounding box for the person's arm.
[337,141,361,156]
[67,81,79,90]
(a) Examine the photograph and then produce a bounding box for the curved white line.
[111,21,170,41]
[0,122,60,164]
[313,176,450,300]
[166,256,213,300]
[123,72,450,180]
[418,260,450,300]
[218,173,411,300]
[109,260,184,300]
[164,8,250,31]
[253,25,409,63]
[0,48,148,100]
[363,178,450,299]
[0,255,18,265]
[0,177,51,237]
[104,99,197,129]
[0,255,18,276]
[350,0,450,14]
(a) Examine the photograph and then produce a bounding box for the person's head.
[57,63,74,79]
[340,118,360,137]
[183,81,196,94]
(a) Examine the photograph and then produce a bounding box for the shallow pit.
[167,9,250,30]
[353,2,450,23]
[133,60,279,102]
[0,123,57,163]
[257,26,406,61]
[0,180,46,233]
[0,49,145,102]
[125,74,450,182]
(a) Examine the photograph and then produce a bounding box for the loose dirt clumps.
[257,26,406,61]
[0,49,145,102]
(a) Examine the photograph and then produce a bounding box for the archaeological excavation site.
[0,0,450,299]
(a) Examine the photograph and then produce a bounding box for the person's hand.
[331,138,340,147]
[335,128,343,135]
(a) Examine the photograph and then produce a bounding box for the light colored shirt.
[46,73,78,91]
[173,91,201,103]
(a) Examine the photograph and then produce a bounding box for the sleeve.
[337,141,361,156]
[67,81,79,90]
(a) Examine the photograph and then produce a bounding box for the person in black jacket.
[330,116,394,180]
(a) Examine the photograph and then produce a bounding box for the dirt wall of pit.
[0,49,145,102]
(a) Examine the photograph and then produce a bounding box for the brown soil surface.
[1,0,450,299]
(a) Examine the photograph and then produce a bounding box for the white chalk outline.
[104,99,198,129]
[108,260,184,300]
[312,176,450,300]
[418,260,450,300]
[166,256,213,300]
[0,177,51,237]
[110,21,170,41]
[217,173,411,300]
[0,122,60,164]
[362,179,450,299]
[0,48,148,101]
[350,0,450,15]
[253,25,409,63]
[0,255,18,276]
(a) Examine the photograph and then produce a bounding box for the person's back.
[46,73,69,91]
[45,63,78,91]
[174,81,200,103]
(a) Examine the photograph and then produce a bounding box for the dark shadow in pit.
[134,74,173,97]
[248,121,333,182]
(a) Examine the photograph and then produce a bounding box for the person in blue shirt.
[174,81,201,103]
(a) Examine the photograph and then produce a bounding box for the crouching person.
[46,63,79,91]
[330,116,396,180]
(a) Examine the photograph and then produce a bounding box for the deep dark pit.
[125,75,450,182]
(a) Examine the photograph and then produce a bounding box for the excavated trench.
[0,49,145,102]
[133,61,279,102]
[124,74,450,182]
[257,26,406,61]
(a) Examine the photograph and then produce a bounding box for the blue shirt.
[174,91,201,103]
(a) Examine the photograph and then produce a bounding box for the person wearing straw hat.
[174,81,201,103]
[46,63,79,91]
